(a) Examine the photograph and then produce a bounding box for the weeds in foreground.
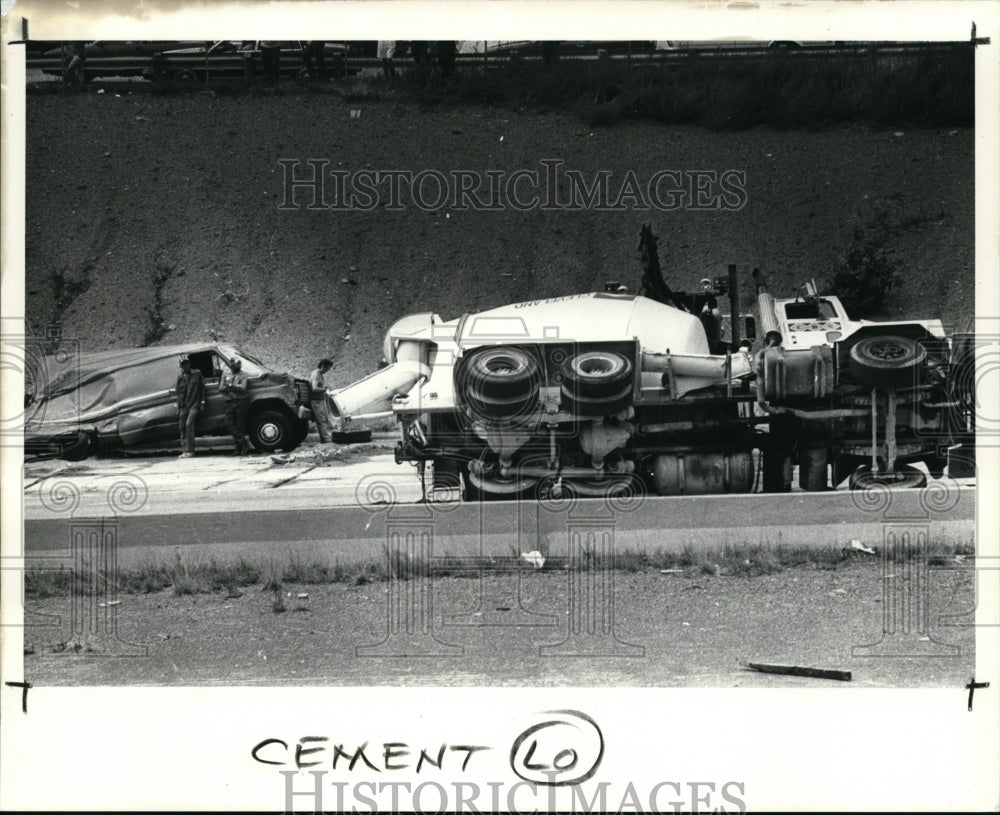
[24,535,974,598]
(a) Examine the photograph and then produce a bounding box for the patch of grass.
[25,566,75,598]
[22,533,976,598]
[166,550,208,596]
[829,210,903,318]
[261,558,283,593]
[282,553,349,583]
[271,588,287,614]
[118,564,172,594]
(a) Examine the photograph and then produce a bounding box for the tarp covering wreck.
[26,343,218,431]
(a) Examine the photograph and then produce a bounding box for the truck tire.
[465,388,538,421]
[832,454,865,487]
[331,427,373,444]
[249,409,295,452]
[560,385,633,417]
[59,431,92,462]
[849,336,926,388]
[948,349,976,430]
[464,347,539,399]
[561,351,632,399]
[172,68,200,88]
[848,463,926,491]
[463,347,540,421]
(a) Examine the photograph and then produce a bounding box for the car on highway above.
[24,343,313,460]
[36,40,205,80]
[654,39,839,51]
[143,40,351,86]
[486,40,657,59]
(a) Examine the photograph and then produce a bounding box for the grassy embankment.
[26,536,975,602]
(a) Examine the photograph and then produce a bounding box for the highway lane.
[24,488,975,566]
[20,449,976,567]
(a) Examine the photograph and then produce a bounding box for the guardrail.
[23,40,978,86]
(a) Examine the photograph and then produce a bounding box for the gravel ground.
[23,562,975,687]
[25,89,974,384]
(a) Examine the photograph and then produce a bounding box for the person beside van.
[221,356,251,455]
[309,358,337,443]
[176,356,205,458]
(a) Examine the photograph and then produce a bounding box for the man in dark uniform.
[303,41,327,81]
[221,356,251,454]
[436,40,457,77]
[176,356,205,458]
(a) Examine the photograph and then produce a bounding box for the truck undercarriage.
[331,226,976,501]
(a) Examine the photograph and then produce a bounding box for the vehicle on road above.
[328,225,975,500]
[655,40,839,51]
[486,41,658,59]
[142,40,351,86]
[35,41,205,80]
[25,343,312,459]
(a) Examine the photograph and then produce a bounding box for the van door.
[191,350,227,434]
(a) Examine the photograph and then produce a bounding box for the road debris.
[741,661,852,681]
[847,539,876,555]
[521,551,545,569]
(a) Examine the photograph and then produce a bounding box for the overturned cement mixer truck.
[330,225,976,501]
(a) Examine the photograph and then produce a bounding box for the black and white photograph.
[1,1,998,811]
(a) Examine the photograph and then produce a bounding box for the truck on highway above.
[329,225,975,500]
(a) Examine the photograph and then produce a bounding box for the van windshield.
[218,347,270,376]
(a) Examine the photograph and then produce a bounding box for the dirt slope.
[25,89,974,386]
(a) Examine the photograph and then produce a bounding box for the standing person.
[260,41,281,84]
[61,41,86,87]
[303,40,327,81]
[377,40,396,79]
[542,41,560,68]
[436,40,457,77]
[309,358,337,443]
[221,356,251,455]
[176,356,205,459]
[410,40,429,67]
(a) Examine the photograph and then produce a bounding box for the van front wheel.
[250,409,295,452]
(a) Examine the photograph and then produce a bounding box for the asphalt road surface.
[15,447,979,689]
[19,446,975,569]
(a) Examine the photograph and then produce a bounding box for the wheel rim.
[258,422,282,444]
[481,355,525,376]
[580,358,614,376]
[866,339,910,362]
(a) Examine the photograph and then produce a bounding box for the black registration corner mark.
[5,681,32,713]
[510,710,605,787]
[965,677,990,711]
